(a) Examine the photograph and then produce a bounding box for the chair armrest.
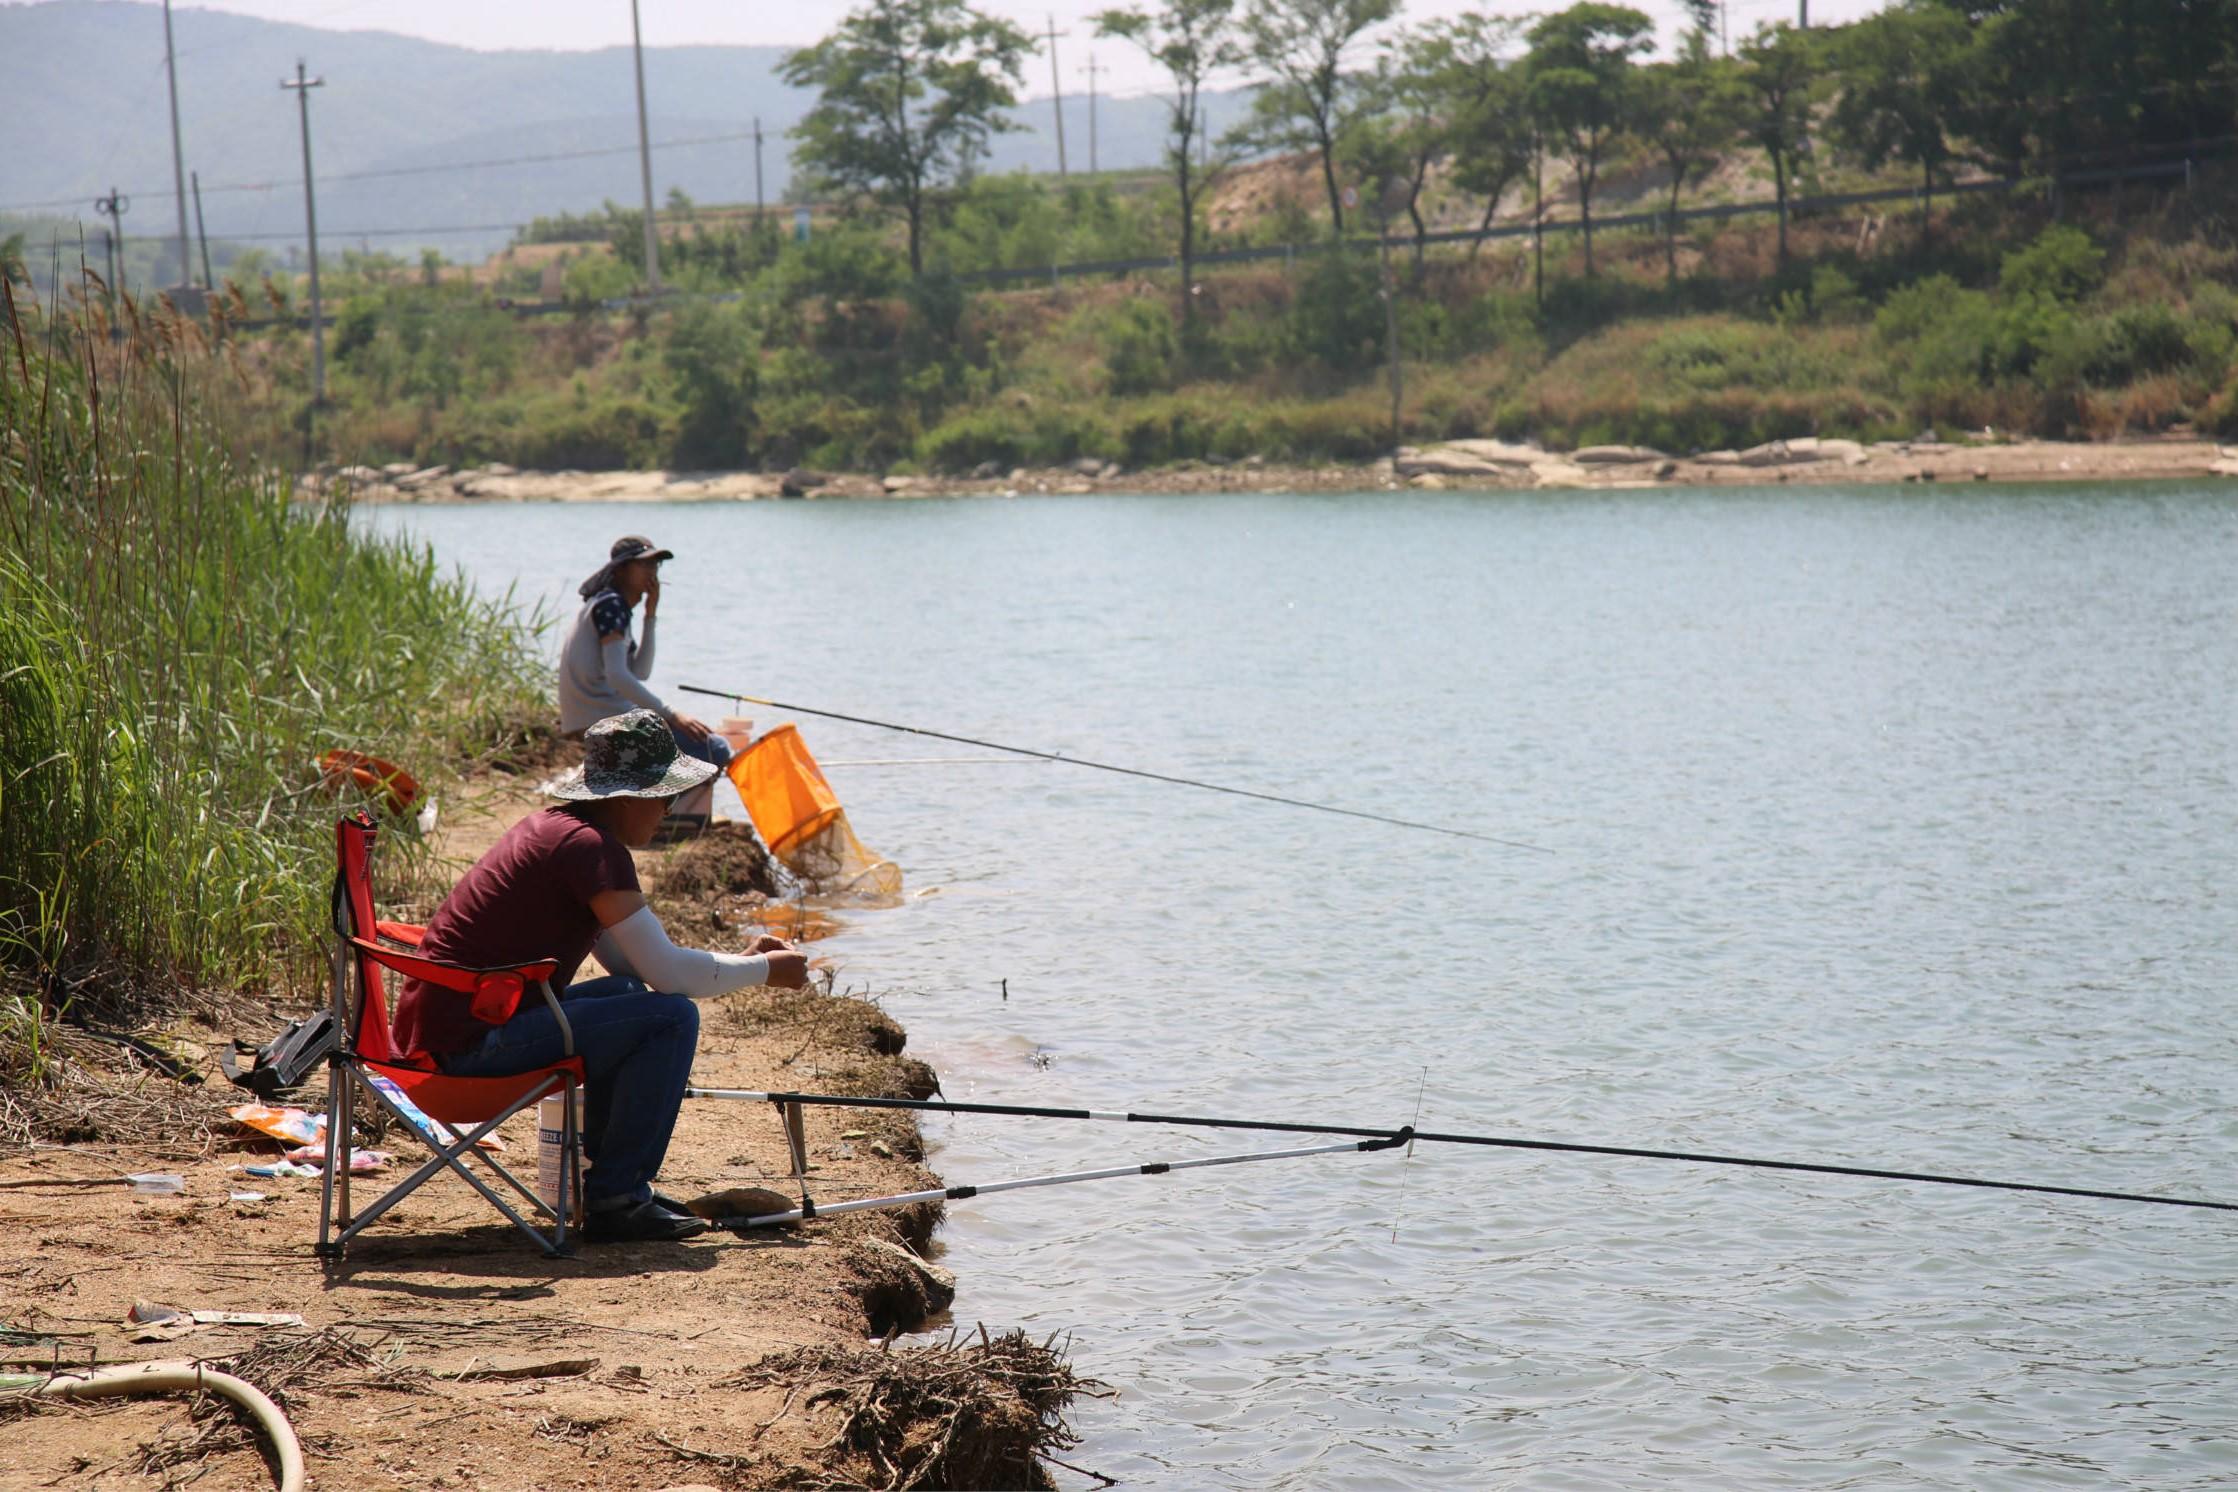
[346,938,561,1026]
[346,937,558,990]
[534,980,576,1060]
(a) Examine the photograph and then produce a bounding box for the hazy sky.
[16,0,1892,96]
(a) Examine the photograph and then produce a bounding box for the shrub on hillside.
[2200,366,2238,437]
[1401,291,1540,363]
[2066,302,2230,386]
[327,289,524,409]
[430,387,669,470]
[665,304,759,468]
[1113,398,1228,465]
[1287,249,1385,371]
[1998,225,2105,305]
[917,401,1116,471]
[563,251,638,306]
[1097,299,1179,396]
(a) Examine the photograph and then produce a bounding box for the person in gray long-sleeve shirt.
[559,536,731,789]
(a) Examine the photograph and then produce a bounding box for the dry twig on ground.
[722,1328,1108,1491]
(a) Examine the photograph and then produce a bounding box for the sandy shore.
[316,433,2238,507]
[0,786,1083,1491]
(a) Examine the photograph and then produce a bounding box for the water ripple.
[377,483,2238,1489]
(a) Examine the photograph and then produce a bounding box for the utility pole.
[1530,131,1544,309]
[630,0,663,292]
[161,0,193,286]
[281,61,326,403]
[1798,1,1808,24]
[1378,228,1402,455]
[1046,15,1069,179]
[191,170,212,290]
[753,115,767,241]
[95,188,128,301]
[1081,53,1103,176]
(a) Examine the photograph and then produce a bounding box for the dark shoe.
[651,1189,703,1219]
[583,1198,710,1243]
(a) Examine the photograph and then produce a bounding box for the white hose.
[33,1359,306,1492]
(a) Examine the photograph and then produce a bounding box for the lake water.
[373,484,2238,1490]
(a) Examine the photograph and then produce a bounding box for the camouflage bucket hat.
[542,710,718,801]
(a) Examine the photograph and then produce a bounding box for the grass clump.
[0,278,548,1089]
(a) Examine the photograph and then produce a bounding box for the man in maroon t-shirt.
[395,711,808,1243]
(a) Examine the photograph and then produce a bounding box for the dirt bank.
[0,794,1090,1490]
[312,433,2238,507]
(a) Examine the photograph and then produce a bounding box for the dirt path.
[0,790,1083,1491]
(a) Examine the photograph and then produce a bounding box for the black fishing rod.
[709,1132,1414,1230]
[684,1087,2238,1215]
[677,683,1549,852]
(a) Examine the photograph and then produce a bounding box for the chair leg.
[560,1077,579,1251]
[316,1054,345,1258]
[332,1072,578,1257]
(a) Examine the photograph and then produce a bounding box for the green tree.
[1738,21,1819,270]
[1095,0,1244,344]
[1830,3,1975,247]
[1443,20,1535,265]
[1934,0,2238,181]
[1525,3,1653,279]
[1634,29,1745,284]
[780,0,1032,278]
[1233,0,1398,235]
[1347,23,1466,279]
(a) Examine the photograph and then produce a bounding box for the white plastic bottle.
[536,1093,583,1218]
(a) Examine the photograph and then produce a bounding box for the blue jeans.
[674,727,731,768]
[437,975,698,1210]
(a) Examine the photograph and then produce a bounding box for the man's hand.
[763,950,810,988]
[671,712,713,742]
[644,571,661,617]
[747,934,793,955]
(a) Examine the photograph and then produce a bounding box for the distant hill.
[2,1,1247,270]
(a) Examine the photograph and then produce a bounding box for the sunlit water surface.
[373,484,2238,1489]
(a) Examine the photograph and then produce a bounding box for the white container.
[536,1093,583,1218]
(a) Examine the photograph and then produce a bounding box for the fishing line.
[683,1088,2238,1215]
[678,683,1549,851]
[708,1132,1414,1230]
[1390,1067,1428,1244]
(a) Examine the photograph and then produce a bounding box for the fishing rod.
[709,1132,1413,1230]
[677,683,1549,852]
[685,1087,2238,1216]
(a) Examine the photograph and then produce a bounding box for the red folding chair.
[317,812,587,1258]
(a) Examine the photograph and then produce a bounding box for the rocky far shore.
[312,433,2238,506]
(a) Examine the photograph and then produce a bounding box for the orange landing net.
[726,723,902,903]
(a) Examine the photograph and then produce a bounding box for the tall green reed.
[0,277,548,1076]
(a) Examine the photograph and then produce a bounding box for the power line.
[184,221,532,242]
[0,127,771,215]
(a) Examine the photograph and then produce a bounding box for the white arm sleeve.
[602,906,771,999]
[630,614,656,679]
[599,631,669,717]
[592,924,642,981]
